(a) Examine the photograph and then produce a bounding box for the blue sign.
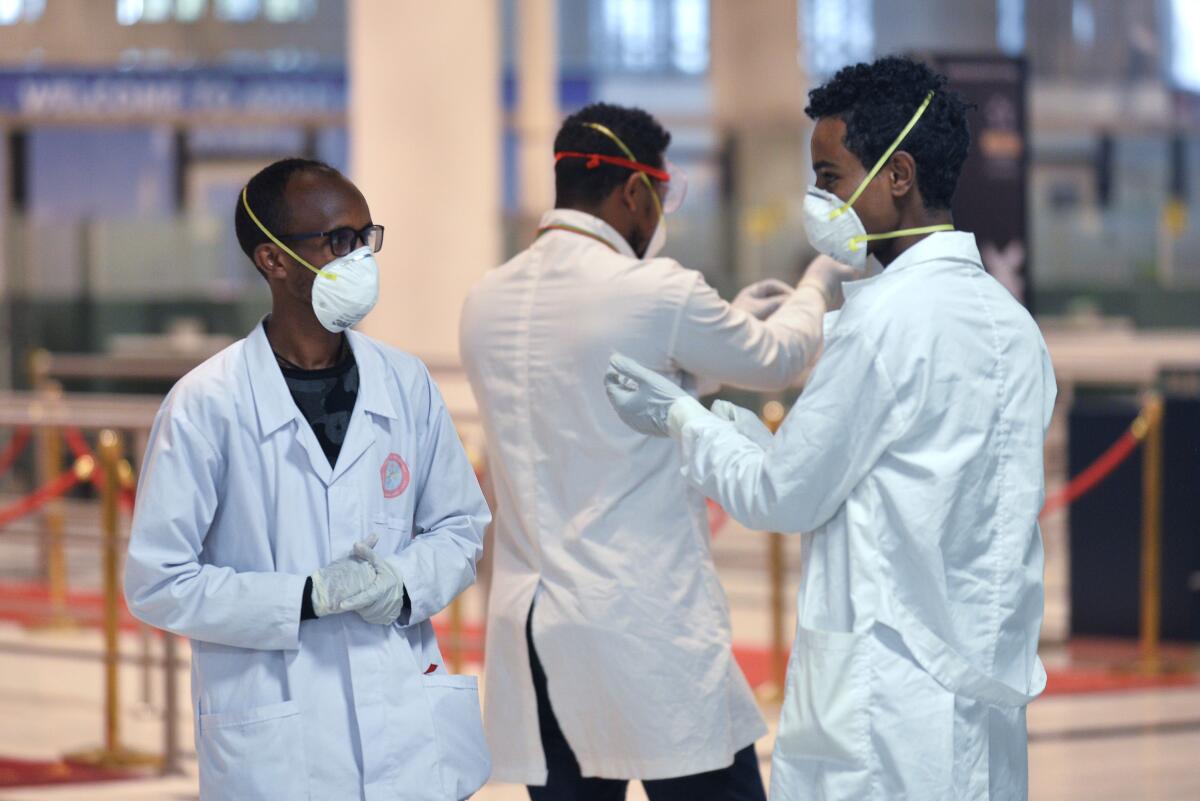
[0,68,347,119]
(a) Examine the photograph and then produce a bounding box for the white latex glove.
[798,254,862,310]
[732,278,794,320]
[710,399,775,449]
[604,353,688,437]
[343,540,407,625]
[309,533,380,618]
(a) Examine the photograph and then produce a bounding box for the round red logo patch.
[380,453,410,498]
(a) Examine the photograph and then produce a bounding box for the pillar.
[710,0,812,283]
[514,0,559,232]
[349,1,502,365]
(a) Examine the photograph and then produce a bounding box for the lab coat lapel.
[295,420,336,486]
[243,320,335,486]
[329,331,400,486]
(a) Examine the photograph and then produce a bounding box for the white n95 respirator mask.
[309,245,380,333]
[803,186,870,270]
[803,91,953,269]
[241,187,381,333]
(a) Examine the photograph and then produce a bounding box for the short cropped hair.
[805,56,971,210]
[553,102,671,208]
[234,157,340,260]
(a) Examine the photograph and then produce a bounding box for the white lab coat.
[672,232,1055,800]
[460,209,828,782]
[124,322,492,801]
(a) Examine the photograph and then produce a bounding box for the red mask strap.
[554,151,670,182]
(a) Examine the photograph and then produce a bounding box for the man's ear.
[887,150,917,200]
[254,243,289,281]
[620,172,644,213]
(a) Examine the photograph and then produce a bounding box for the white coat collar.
[843,231,982,302]
[884,230,983,274]
[537,209,637,259]
[244,318,398,439]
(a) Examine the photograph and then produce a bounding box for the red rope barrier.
[62,427,92,463]
[62,428,136,512]
[0,426,31,479]
[65,426,104,497]
[1040,411,1150,519]
[23,399,1159,530]
[0,459,93,530]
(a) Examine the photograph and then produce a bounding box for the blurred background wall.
[0,0,1193,379]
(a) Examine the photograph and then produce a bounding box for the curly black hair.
[805,56,970,210]
[234,157,341,261]
[553,102,671,209]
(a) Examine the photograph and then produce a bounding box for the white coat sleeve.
[123,409,307,651]
[393,370,490,627]
[673,329,912,534]
[668,274,827,392]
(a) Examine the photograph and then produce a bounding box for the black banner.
[928,55,1031,310]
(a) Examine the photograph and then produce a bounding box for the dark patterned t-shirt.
[280,351,359,468]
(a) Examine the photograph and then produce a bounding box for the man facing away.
[461,102,854,800]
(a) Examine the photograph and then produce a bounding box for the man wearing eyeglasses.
[124,158,492,800]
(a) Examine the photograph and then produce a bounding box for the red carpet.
[1042,667,1197,694]
[728,639,1198,696]
[0,757,139,788]
[1041,638,1199,695]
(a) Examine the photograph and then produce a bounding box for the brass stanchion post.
[1138,395,1165,675]
[756,400,787,703]
[66,429,160,771]
[100,431,120,753]
[767,533,786,695]
[138,625,153,709]
[162,633,183,776]
[448,597,465,674]
[34,380,72,628]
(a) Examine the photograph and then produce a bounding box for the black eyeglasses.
[280,224,385,258]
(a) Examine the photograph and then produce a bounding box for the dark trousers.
[525,611,767,801]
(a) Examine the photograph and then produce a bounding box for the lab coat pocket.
[775,626,869,768]
[423,673,491,801]
[372,513,413,552]
[198,699,308,800]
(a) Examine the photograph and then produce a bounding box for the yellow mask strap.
[847,223,954,252]
[581,122,665,221]
[832,91,936,220]
[240,186,336,280]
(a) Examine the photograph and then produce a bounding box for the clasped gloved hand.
[309,533,380,618]
[342,541,408,626]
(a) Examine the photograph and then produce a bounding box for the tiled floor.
[1,620,1197,801]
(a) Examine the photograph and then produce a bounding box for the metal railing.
[0,370,1177,780]
[0,375,481,773]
